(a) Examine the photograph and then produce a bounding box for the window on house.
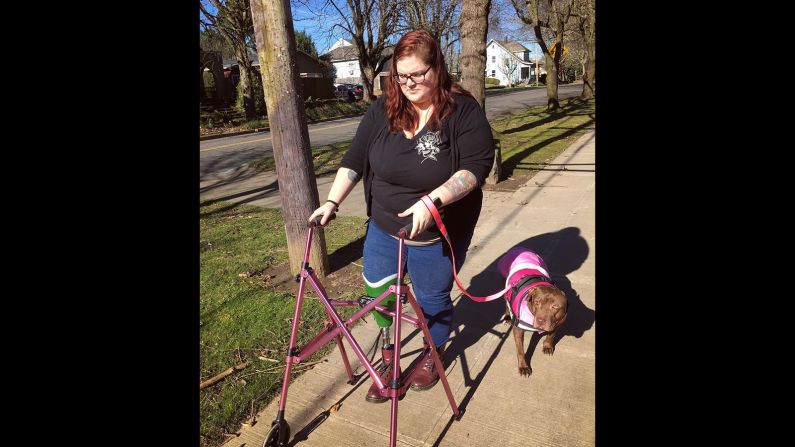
[491,70,495,77]
[349,62,355,76]
[492,56,495,63]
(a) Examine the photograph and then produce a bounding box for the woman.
[308,29,494,403]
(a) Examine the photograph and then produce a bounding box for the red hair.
[385,29,472,133]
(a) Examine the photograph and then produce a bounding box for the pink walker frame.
[264,219,461,447]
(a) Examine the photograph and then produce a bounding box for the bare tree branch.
[310,0,400,102]
[509,0,573,110]
[200,1,258,119]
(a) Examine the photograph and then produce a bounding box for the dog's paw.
[518,366,532,377]
[542,344,555,355]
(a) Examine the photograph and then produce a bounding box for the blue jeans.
[362,220,472,347]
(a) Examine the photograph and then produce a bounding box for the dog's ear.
[524,287,540,306]
[550,289,568,312]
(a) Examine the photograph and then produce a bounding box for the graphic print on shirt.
[416,130,442,164]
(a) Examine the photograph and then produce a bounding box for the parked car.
[333,84,351,99]
[334,83,362,102]
[351,84,363,100]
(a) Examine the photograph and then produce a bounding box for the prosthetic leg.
[364,277,400,403]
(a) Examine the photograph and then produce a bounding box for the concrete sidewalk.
[223,130,596,447]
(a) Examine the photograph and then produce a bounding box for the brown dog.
[504,285,568,376]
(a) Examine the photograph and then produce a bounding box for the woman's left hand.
[397,199,433,239]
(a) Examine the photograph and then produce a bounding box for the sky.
[201,1,543,60]
[291,3,338,54]
[290,2,543,60]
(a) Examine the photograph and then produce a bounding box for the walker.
[262,216,461,447]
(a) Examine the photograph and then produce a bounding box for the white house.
[485,39,545,86]
[323,39,361,84]
[321,39,393,94]
[327,37,354,52]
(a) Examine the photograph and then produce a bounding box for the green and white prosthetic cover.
[364,273,398,328]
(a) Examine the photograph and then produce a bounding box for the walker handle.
[308,213,336,228]
[398,222,435,239]
[398,223,413,238]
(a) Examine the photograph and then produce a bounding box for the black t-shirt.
[370,126,454,241]
[341,93,494,242]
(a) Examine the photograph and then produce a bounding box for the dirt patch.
[483,171,535,192]
[484,176,525,192]
[255,257,365,299]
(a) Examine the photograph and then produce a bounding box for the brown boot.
[365,345,403,403]
[410,345,445,391]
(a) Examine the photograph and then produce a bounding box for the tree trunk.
[459,0,491,110]
[460,0,499,182]
[208,60,228,100]
[360,59,376,102]
[581,45,594,100]
[486,139,501,184]
[250,0,330,277]
[533,21,559,112]
[544,51,560,110]
[237,65,256,119]
[580,0,595,101]
[233,40,256,120]
[200,68,207,99]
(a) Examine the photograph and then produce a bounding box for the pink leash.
[416,195,507,303]
[404,195,567,331]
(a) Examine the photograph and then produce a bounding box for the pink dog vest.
[498,247,556,333]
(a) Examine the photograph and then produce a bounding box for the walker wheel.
[262,420,291,447]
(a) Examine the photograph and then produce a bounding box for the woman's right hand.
[308,201,338,227]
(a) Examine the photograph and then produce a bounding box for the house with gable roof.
[485,39,545,86]
[323,38,361,84]
[320,38,393,96]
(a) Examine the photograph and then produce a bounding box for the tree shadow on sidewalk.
[500,119,595,179]
[199,180,279,217]
[432,226,594,445]
[500,98,592,135]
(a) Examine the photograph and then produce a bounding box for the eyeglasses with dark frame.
[393,66,431,85]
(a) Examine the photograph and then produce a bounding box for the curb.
[199,128,267,141]
[199,112,366,141]
[485,86,543,96]
[485,81,581,97]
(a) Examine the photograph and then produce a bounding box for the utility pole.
[250,0,330,276]
[534,43,539,86]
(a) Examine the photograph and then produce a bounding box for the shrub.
[200,111,224,128]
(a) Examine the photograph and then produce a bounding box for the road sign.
[549,42,569,58]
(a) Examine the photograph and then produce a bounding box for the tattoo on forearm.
[442,171,477,200]
[346,169,360,183]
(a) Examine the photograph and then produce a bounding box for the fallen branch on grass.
[237,359,328,380]
[200,361,250,390]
